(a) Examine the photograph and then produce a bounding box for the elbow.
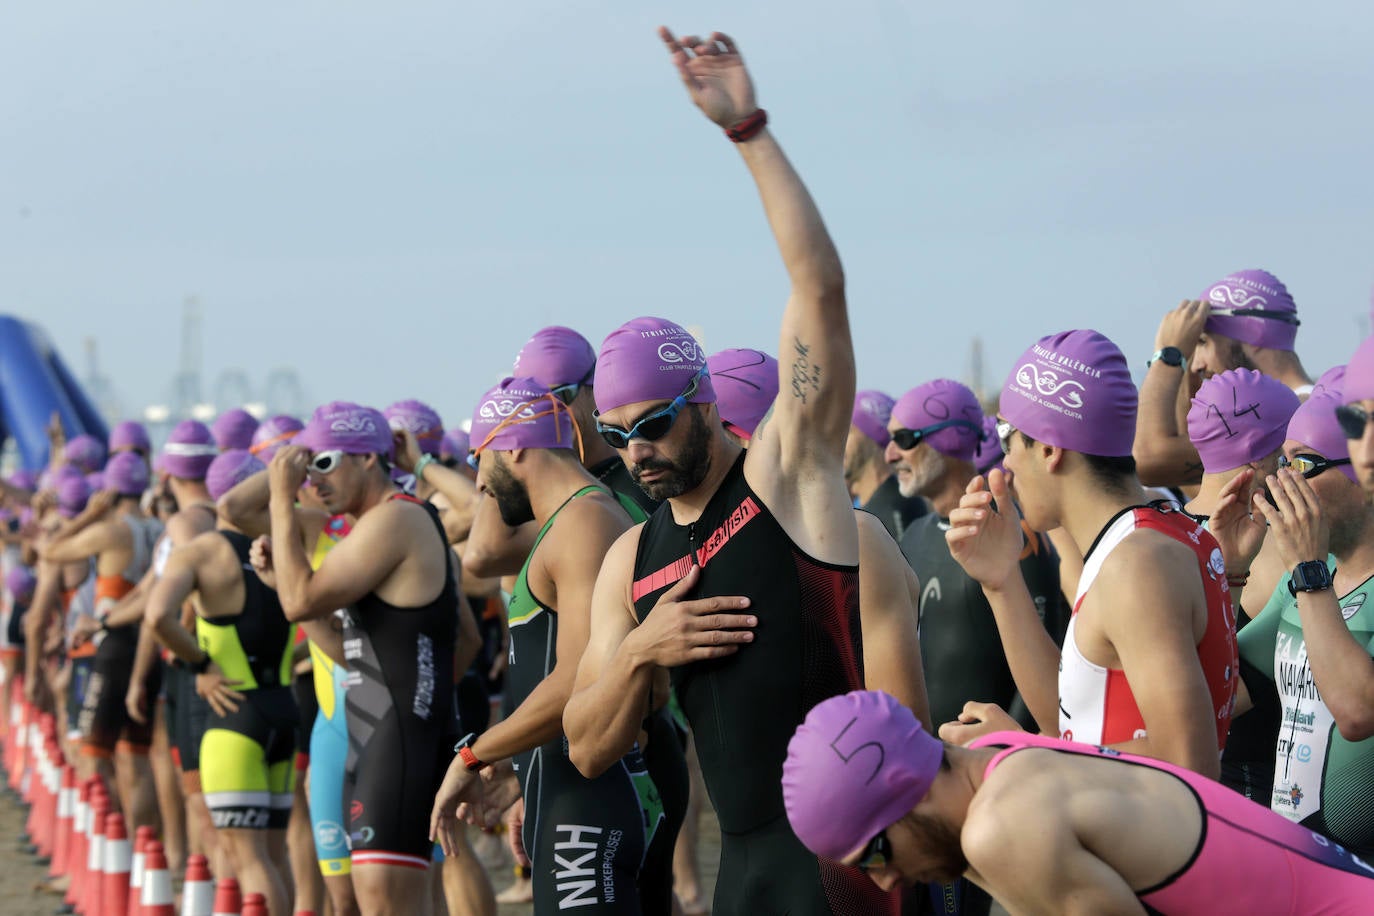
[1333,705,1374,743]
[1131,445,1168,487]
[567,738,613,780]
[463,548,503,582]
[216,496,242,527]
[281,598,311,624]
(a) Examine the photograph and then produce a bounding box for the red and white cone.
[102,813,132,916]
[211,877,241,916]
[128,826,157,916]
[49,763,76,879]
[180,854,214,916]
[239,893,267,916]
[83,789,110,916]
[64,778,93,910]
[139,841,175,916]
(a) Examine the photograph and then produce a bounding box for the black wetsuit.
[508,486,672,914]
[342,494,459,869]
[859,474,928,542]
[632,454,898,916]
[589,454,688,913]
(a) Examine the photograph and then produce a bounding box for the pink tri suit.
[970,732,1374,914]
[1058,503,1238,751]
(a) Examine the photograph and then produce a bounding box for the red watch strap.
[458,745,487,772]
[725,109,768,143]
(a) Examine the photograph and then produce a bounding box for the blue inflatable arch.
[0,315,108,470]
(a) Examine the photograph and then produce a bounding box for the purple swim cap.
[249,415,304,462]
[297,402,394,457]
[85,471,105,492]
[707,349,778,439]
[470,378,577,457]
[109,421,151,454]
[440,428,470,462]
[384,400,445,456]
[206,450,266,502]
[1312,365,1345,399]
[974,414,1004,477]
[6,565,36,601]
[105,451,151,497]
[160,420,218,480]
[852,390,896,448]
[64,435,107,474]
[1287,391,1357,483]
[892,380,984,462]
[1202,269,1299,352]
[1186,369,1300,474]
[513,326,598,390]
[6,469,38,492]
[1343,336,1374,404]
[1000,330,1137,458]
[594,317,716,415]
[212,408,261,451]
[783,691,942,861]
[56,473,91,519]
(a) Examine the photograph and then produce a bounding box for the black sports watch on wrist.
[189,653,213,675]
[1288,560,1333,597]
[1146,346,1186,370]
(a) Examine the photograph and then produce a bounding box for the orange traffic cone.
[180,854,214,916]
[128,825,157,916]
[140,841,175,916]
[211,877,241,916]
[102,813,131,916]
[65,778,94,910]
[82,788,110,915]
[239,893,267,916]
[50,763,76,879]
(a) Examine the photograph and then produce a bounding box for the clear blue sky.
[4,2,1372,430]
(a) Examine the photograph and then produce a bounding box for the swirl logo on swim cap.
[707,348,778,439]
[298,402,393,457]
[469,377,576,458]
[892,379,984,462]
[1201,269,1299,352]
[594,317,716,414]
[999,329,1136,458]
[384,400,445,456]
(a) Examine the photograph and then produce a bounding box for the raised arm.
[217,469,271,538]
[1255,469,1374,740]
[946,471,1063,731]
[462,494,537,580]
[1134,301,1208,487]
[659,27,855,559]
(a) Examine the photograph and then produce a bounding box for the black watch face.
[1160,347,1183,366]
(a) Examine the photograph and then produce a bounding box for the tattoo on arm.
[789,338,821,403]
[1182,462,1204,485]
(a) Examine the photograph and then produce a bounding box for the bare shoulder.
[1097,527,1198,591]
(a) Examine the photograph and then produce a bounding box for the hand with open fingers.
[937,701,1022,746]
[464,759,522,828]
[944,470,1024,591]
[1253,468,1329,570]
[126,680,148,725]
[657,27,757,128]
[1154,300,1210,357]
[392,427,421,474]
[1209,468,1267,573]
[430,757,485,856]
[269,446,310,499]
[195,662,246,717]
[630,563,754,667]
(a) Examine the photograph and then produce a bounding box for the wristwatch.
[1146,347,1187,371]
[189,653,213,675]
[1288,560,1333,597]
[454,733,488,772]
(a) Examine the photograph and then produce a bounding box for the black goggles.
[1335,404,1373,441]
[890,419,982,452]
[594,367,707,450]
